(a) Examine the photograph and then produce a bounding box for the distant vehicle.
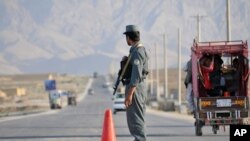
[67,93,77,106]
[88,88,94,95]
[93,72,98,78]
[112,93,126,114]
[102,82,111,88]
[49,90,62,109]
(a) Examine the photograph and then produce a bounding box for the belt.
[124,79,130,85]
[124,78,145,85]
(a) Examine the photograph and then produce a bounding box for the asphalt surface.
[0,76,230,141]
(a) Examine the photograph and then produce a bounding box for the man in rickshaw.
[200,55,224,97]
[226,58,240,96]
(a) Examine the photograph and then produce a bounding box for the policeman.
[122,25,149,141]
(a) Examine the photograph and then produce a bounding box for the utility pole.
[109,60,115,76]
[226,0,231,41]
[191,14,207,42]
[226,0,231,64]
[150,48,154,100]
[178,28,182,106]
[163,34,168,99]
[155,43,160,101]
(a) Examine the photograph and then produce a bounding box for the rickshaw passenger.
[227,58,240,96]
[209,55,225,95]
[200,55,226,97]
[200,55,214,90]
[184,58,195,114]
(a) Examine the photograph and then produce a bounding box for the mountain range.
[0,0,249,75]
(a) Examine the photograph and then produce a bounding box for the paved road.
[0,76,229,141]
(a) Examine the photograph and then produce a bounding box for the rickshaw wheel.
[195,119,203,136]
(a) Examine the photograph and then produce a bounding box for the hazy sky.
[0,0,249,75]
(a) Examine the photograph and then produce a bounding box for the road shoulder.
[146,107,195,123]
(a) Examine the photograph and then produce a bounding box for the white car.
[112,93,126,114]
[102,82,111,88]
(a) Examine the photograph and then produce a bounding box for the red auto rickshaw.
[191,39,250,136]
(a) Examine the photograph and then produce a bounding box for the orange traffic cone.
[101,109,116,141]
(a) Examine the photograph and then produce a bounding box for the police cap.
[123,25,139,35]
